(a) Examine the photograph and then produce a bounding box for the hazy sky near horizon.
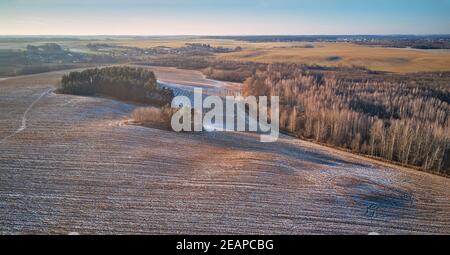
[1,0,450,35]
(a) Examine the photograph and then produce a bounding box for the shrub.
[131,106,174,129]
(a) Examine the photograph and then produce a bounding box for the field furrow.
[0,69,449,234]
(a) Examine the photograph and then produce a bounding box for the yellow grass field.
[217,42,450,73]
[108,39,450,73]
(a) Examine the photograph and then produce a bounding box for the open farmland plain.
[217,42,450,73]
[2,37,450,75]
[0,68,449,234]
[106,38,450,73]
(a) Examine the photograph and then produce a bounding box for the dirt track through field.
[0,69,449,234]
[0,88,53,144]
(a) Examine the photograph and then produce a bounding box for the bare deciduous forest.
[243,64,450,175]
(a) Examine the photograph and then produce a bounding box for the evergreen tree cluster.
[60,66,173,106]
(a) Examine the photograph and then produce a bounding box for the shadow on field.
[179,130,371,168]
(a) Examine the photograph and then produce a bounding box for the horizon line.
[1,34,450,37]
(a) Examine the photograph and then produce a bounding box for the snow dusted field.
[0,69,449,234]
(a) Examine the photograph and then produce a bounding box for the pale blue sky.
[1,0,449,35]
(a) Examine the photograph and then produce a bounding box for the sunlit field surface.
[1,69,449,234]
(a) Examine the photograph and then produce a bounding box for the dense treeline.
[138,55,377,84]
[0,43,116,77]
[60,66,173,106]
[16,64,83,75]
[203,35,450,49]
[243,64,450,175]
[139,57,267,82]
